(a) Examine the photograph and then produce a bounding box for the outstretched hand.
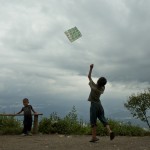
[88,64,94,80]
[90,64,94,69]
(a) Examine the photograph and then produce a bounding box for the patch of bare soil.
[0,135,150,150]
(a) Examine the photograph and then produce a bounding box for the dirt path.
[0,135,150,150]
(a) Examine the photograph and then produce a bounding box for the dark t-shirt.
[88,79,105,102]
[21,105,35,118]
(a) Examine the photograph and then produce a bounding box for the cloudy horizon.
[0,0,150,127]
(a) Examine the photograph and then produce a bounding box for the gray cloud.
[0,0,150,121]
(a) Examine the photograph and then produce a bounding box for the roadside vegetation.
[0,106,149,136]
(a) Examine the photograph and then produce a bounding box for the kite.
[64,26,82,42]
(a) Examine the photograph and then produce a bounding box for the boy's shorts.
[90,102,108,127]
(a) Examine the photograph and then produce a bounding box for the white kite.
[64,26,82,42]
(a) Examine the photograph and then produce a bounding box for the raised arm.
[88,64,94,81]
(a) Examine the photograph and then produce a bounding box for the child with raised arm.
[88,64,115,142]
[16,98,37,136]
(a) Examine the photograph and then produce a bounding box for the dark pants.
[23,116,32,134]
[90,102,108,127]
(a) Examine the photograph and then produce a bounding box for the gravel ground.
[0,135,150,150]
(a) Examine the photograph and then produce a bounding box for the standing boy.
[16,98,37,136]
[88,64,115,142]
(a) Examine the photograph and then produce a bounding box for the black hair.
[23,98,29,102]
[97,77,107,87]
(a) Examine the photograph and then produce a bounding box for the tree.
[124,88,150,129]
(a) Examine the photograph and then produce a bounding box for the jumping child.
[88,64,115,142]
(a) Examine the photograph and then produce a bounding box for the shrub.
[0,116,22,135]
[0,107,149,136]
[108,119,147,136]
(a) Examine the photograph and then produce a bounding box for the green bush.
[38,117,52,134]
[0,106,149,136]
[0,116,22,135]
[38,111,149,136]
[38,107,91,135]
[108,119,147,136]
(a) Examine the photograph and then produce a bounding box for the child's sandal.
[89,137,99,142]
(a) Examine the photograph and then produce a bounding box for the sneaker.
[110,132,115,140]
[21,133,27,136]
[89,137,99,142]
[27,132,33,136]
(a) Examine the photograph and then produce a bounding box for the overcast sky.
[0,0,150,119]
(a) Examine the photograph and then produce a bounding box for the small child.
[16,98,37,136]
[88,64,115,142]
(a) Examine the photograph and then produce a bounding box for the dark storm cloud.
[0,0,150,118]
